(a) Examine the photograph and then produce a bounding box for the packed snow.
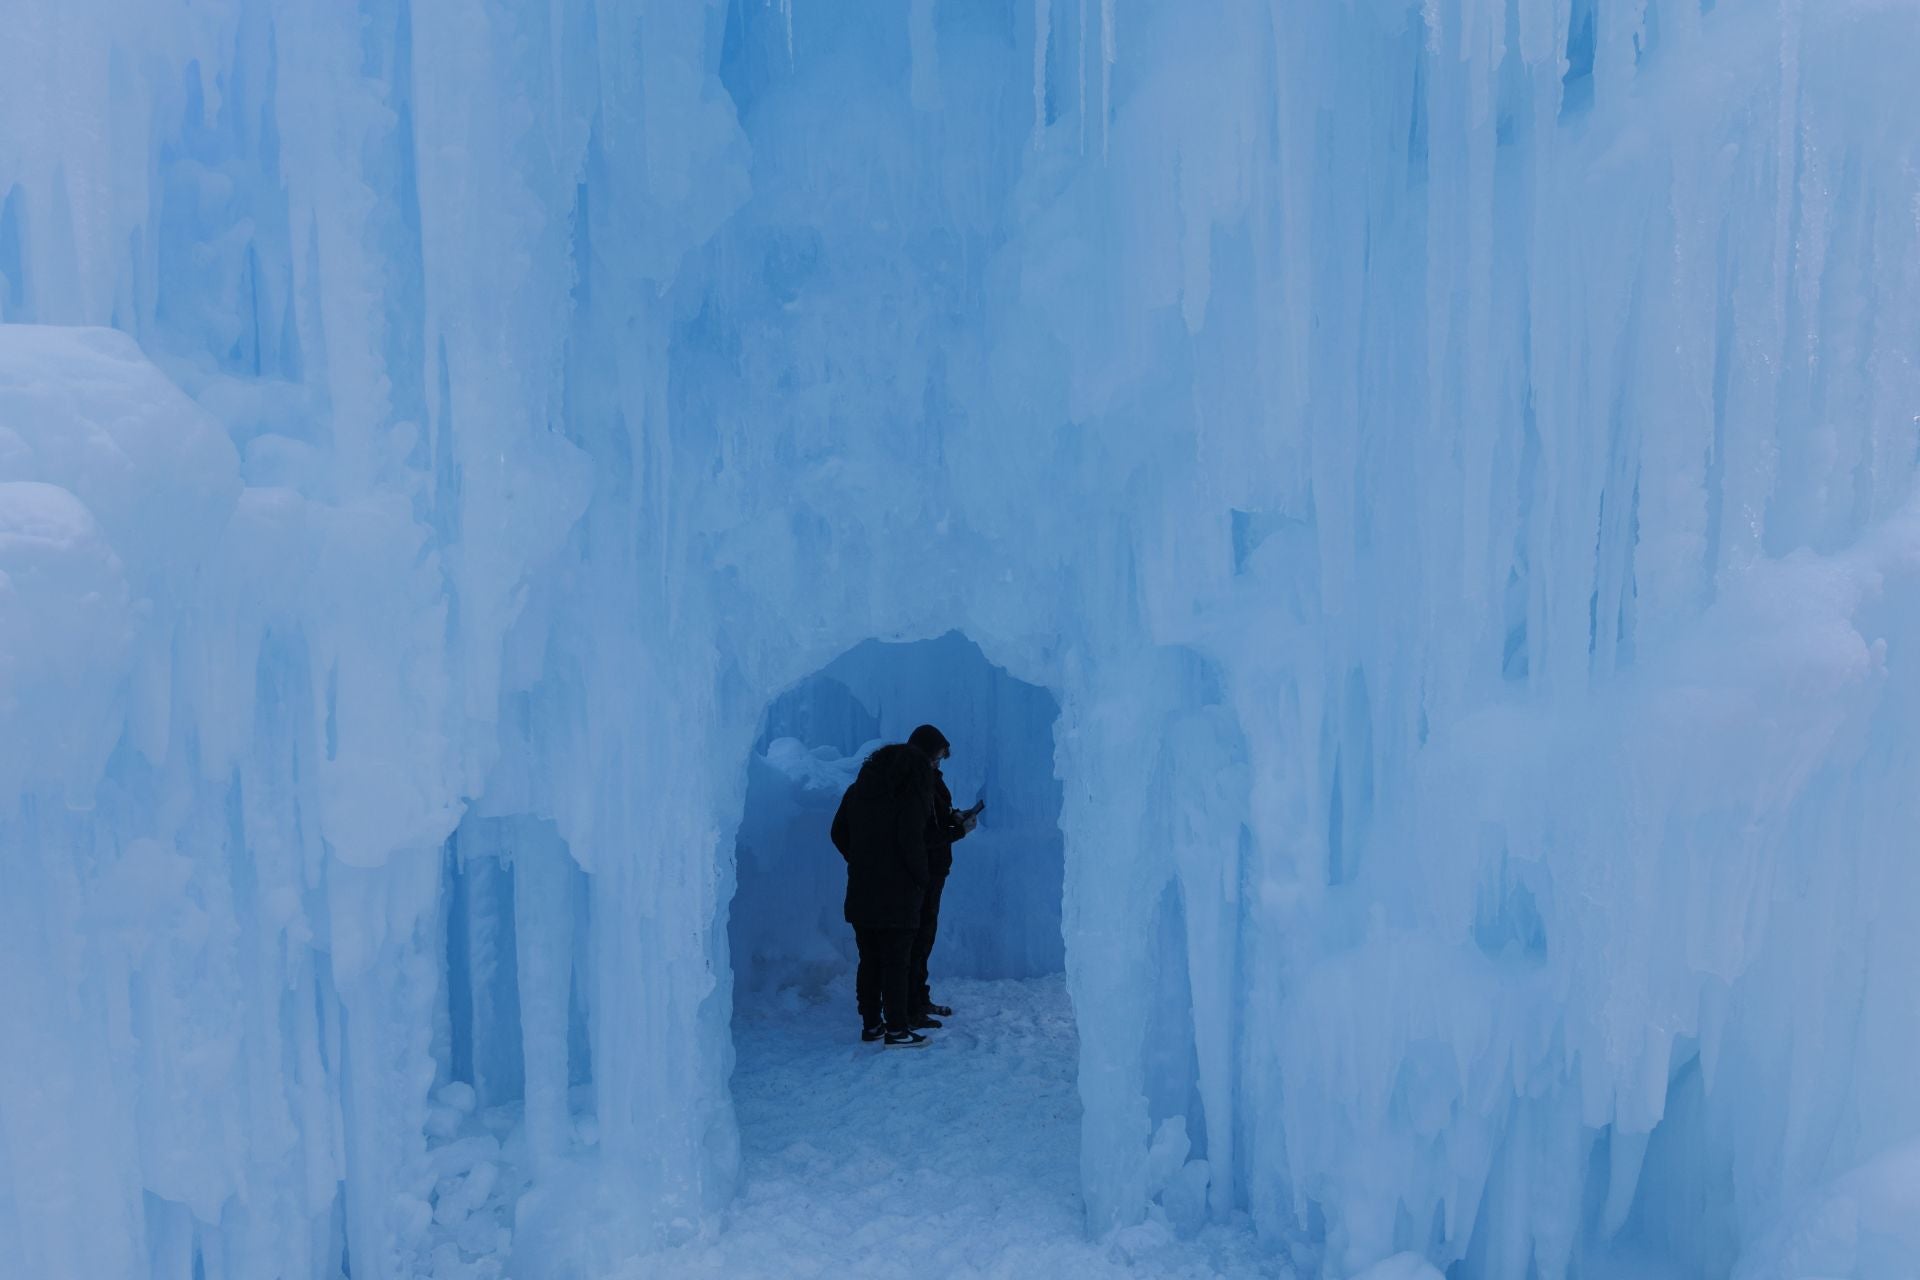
[3,0,1920,1278]
[615,976,1278,1280]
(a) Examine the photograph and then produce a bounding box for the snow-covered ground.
[434,969,1920,1280]
[420,975,1284,1279]
[638,976,1283,1279]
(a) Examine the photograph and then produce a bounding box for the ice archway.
[727,632,1068,998]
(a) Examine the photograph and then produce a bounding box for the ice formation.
[2,0,1918,1277]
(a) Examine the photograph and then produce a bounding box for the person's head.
[907,723,951,768]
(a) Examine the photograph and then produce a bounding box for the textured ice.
[2,0,1919,1278]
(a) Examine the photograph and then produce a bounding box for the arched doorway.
[716,631,1090,1266]
[729,630,1065,997]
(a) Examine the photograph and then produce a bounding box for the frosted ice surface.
[1731,1140,1920,1280]
[1349,1256,1446,1280]
[2,0,1919,1278]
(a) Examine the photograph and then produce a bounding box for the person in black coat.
[906,724,979,1021]
[830,742,939,1046]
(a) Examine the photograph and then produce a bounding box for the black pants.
[853,926,917,1034]
[909,873,947,1014]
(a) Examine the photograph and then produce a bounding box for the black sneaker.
[861,1024,885,1043]
[910,1015,943,1030]
[883,1030,930,1048]
[923,1003,954,1018]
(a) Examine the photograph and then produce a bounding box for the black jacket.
[831,745,938,930]
[927,774,971,879]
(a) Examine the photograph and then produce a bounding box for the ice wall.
[2,1,1919,1278]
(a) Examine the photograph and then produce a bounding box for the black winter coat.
[831,745,938,930]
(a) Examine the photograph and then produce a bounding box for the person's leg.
[853,927,882,1030]
[910,874,947,1014]
[880,928,917,1035]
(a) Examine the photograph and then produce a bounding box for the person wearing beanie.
[905,723,982,1023]
[831,743,940,1047]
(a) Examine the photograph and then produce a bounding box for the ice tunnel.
[4,0,1920,1278]
[728,632,1067,998]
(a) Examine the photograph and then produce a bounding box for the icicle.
[1033,0,1051,149]
[551,0,566,157]
[1513,0,1565,72]
[515,831,575,1175]
[1593,0,1649,110]
[909,0,940,111]
[1077,0,1088,153]
[768,0,795,67]
[1099,0,1114,157]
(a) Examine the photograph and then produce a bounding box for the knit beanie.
[907,724,951,759]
